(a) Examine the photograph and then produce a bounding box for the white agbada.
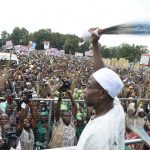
[76,98,125,150]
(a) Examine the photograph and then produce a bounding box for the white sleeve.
[76,128,109,150]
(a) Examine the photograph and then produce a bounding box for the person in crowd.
[5,104,17,131]
[126,103,136,126]
[0,113,17,149]
[16,101,38,150]
[34,102,48,149]
[76,28,125,150]
[48,90,77,148]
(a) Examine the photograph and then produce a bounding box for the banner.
[28,41,36,51]
[75,52,83,57]
[20,46,29,56]
[140,54,150,66]
[60,50,65,55]
[32,42,36,50]
[44,41,50,50]
[103,58,111,67]
[14,45,29,56]
[85,50,93,57]
[111,58,118,70]
[6,40,13,49]
[46,48,63,56]
[118,58,129,70]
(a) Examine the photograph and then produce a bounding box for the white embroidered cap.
[92,68,124,99]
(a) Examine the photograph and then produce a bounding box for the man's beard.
[86,100,98,108]
[86,101,94,107]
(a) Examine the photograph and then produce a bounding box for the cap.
[92,68,124,99]
[26,82,31,86]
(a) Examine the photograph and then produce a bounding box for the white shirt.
[76,98,125,150]
[62,124,76,147]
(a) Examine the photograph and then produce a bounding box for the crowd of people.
[0,41,149,150]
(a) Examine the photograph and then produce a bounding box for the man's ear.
[102,90,108,98]
[99,90,106,100]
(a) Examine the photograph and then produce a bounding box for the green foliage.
[11,27,30,45]
[100,43,148,62]
[0,31,10,47]
[50,32,65,49]
[32,29,52,49]
[64,34,80,54]
[0,27,149,62]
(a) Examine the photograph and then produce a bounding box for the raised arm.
[17,103,28,132]
[67,90,77,117]
[89,28,105,71]
[55,91,62,122]
[29,102,38,128]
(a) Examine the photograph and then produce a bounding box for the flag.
[32,42,36,50]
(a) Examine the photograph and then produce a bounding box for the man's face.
[40,114,48,123]
[6,107,13,116]
[127,108,135,117]
[6,89,11,95]
[0,115,9,126]
[62,111,71,125]
[24,118,30,128]
[84,76,104,107]
[138,111,146,118]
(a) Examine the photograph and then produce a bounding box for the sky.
[0,0,150,49]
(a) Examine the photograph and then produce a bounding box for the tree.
[32,29,52,50]
[20,28,30,45]
[118,43,148,62]
[50,32,65,49]
[100,43,149,62]
[64,34,80,54]
[0,26,148,61]
[79,41,90,54]
[0,31,10,48]
[100,46,112,58]
[11,27,30,45]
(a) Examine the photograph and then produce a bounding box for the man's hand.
[31,103,39,110]
[89,27,105,70]
[66,90,72,98]
[58,91,63,100]
[28,101,39,110]
[88,28,101,44]
[0,139,5,146]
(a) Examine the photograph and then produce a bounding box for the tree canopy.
[0,27,149,62]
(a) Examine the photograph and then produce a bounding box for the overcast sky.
[0,0,150,48]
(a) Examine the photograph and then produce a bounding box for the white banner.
[6,40,13,49]
[140,54,150,66]
[85,50,93,57]
[75,52,83,57]
[60,50,65,54]
[28,41,36,51]
[44,41,50,50]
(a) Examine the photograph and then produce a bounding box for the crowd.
[0,50,149,150]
